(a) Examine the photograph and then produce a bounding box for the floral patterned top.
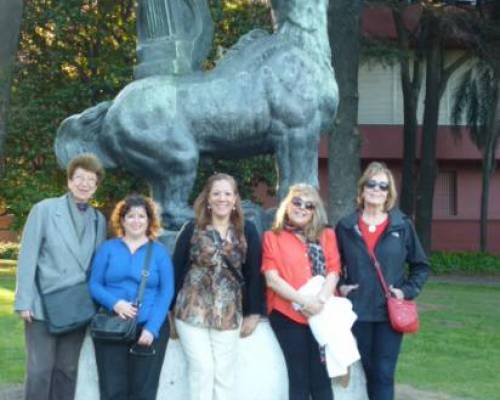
[174,224,247,330]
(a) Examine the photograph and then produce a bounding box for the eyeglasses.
[72,175,98,187]
[365,179,390,192]
[291,197,315,211]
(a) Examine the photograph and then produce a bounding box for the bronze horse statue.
[55,0,338,228]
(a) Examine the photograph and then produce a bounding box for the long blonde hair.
[272,183,328,241]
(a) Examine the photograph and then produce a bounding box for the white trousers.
[175,319,240,400]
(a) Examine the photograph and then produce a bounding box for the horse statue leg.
[152,132,199,230]
[273,117,322,200]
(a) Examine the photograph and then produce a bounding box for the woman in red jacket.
[262,183,341,400]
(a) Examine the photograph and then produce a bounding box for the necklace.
[362,212,387,234]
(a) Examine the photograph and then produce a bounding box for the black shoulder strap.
[135,240,153,307]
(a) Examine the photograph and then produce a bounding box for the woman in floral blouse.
[172,173,264,400]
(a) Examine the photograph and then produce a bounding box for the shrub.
[0,242,20,260]
[430,251,500,274]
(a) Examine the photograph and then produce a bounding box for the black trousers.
[352,321,403,400]
[24,320,86,400]
[269,311,333,400]
[93,322,169,400]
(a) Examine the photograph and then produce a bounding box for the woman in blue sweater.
[89,194,174,400]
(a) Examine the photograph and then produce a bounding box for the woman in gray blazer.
[14,153,107,400]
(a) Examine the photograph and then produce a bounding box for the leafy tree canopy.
[2,0,275,228]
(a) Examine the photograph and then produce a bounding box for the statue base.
[74,320,368,400]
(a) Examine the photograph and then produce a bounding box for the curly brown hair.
[193,173,245,241]
[110,194,162,239]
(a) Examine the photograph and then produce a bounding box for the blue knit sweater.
[89,238,174,338]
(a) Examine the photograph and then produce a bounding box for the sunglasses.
[365,179,390,192]
[291,197,316,211]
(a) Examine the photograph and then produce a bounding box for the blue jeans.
[352,321,403,400]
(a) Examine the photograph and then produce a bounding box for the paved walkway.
[0,383,474,400]
[430,273,500,286]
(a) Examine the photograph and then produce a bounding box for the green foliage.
[0,242,20,259]
[1,0,276,228]
[430,251,500,274]
[3,0,139,227]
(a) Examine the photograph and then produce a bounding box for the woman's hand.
[19,310,33,323]
[240,314,260,338]
[137,329,154,346]
[113,300,137,319]
[339,284,359,297]
[389,285,404,300]
[301,295,324,317]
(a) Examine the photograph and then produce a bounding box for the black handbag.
[37,209,99,335]
[90,241,153,342]
[40,281,96,335]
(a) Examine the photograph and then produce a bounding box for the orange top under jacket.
[261,228,341,324]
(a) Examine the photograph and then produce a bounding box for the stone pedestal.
[75,319,368,400]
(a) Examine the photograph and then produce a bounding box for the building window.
[433,171,457,216]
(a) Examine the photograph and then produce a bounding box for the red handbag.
[368,251,420,334]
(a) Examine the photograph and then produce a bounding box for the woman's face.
[286,194,315,229]
[67,167,98,203]
[362,172,390,210]
[122,206,149,239]
[208,179,237,220]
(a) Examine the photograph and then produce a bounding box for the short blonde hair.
[356,161,397,211]
[110,194,162,239]
[272,183,328,242]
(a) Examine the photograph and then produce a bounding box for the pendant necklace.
[368,224,377,233]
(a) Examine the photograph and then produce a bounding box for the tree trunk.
[393,7,423,217]
[480,145,494,252]
[0,0,23,175]
[327,0,363,225]
[415,13,442,255]
[479,71,500,251]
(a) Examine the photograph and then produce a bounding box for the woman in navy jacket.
[335,162,430,400]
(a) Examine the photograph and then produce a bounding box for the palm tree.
[451,0,500,252]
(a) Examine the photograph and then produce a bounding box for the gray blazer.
[14,193,106,320]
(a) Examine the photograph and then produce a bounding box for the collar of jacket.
[338,208,407,233]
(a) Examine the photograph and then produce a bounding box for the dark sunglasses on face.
[291,197,316,211]
[365,179,390,192]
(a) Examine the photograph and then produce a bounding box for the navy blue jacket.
[335,209,430,322]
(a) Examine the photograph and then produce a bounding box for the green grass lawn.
[397,282,500,399]
[1,268,499,398]
[0,267,25,385]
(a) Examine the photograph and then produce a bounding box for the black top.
[335,208,430,322]
[172,219,266,316]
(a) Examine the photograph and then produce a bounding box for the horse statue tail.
[54,101,116,168]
